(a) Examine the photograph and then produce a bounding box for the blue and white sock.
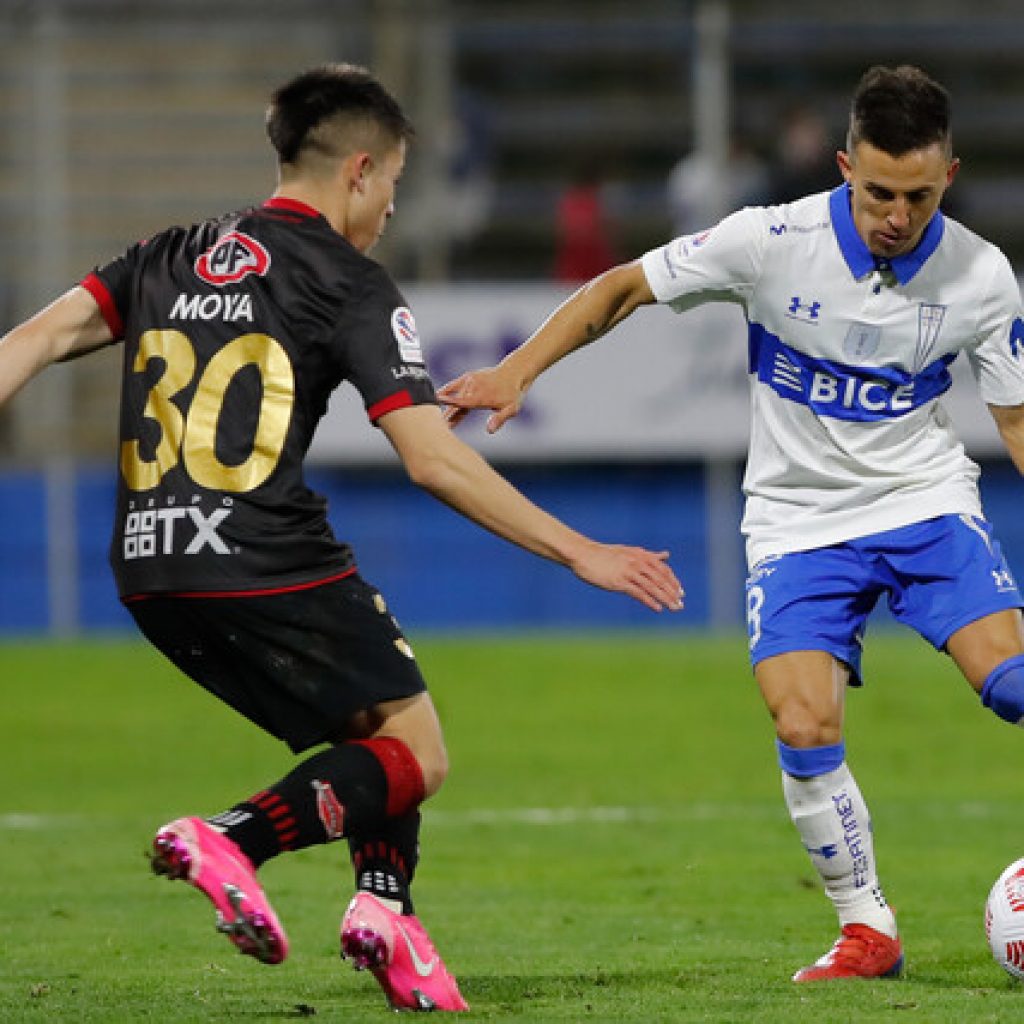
[779,741,896,938]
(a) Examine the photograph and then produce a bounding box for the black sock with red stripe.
[208,737,425,872]
[349,811,421,915]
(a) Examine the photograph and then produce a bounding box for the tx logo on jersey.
[786,296,821,323]
[195,231,271,286]
[122,504,233,560]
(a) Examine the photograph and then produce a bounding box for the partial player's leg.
[151,700,434,969]
[151,814,289,964]
[747,544,901,981]
[886,515,1024,720]
[135,576,465,1009]
[195,694,466,1010]
[338,693,469,1012]
[756,650,902,982]
[946,609,1024,722]
[340,693,447,917]
[153,690,466,1009]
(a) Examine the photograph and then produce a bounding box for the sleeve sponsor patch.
[391,306,425,364]
[664,227,715,276]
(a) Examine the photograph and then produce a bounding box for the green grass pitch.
[1,631,1023,1022]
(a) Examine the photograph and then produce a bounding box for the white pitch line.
[424,804,785,826]
[0,808,665,830]
[0,813,78,830]
[0,801,1004,832]
[427,806,664,826]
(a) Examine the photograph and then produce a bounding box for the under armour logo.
[787,296,821,322]
[993,569,1016,592]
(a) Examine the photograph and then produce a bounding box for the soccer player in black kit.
[0,65,682,1011]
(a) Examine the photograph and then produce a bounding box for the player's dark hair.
[266,63,414,165]
[847,65,952,158]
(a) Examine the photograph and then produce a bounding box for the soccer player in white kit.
[440,65,1024,981]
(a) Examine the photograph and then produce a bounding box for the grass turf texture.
[1,632,1022,1022]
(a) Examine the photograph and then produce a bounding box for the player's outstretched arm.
[379,404,684,613]
[0,286,115,407]
[990,403,1024,476]
[439,259,655,432]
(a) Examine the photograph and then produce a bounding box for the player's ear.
[836,150,853,183]
[946,156,960,188]
[352,152,373,193]
[341,151,372,194]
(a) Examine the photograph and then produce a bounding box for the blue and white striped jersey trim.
[748,322,956,422]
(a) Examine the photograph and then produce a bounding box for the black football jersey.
[82,197,437,599]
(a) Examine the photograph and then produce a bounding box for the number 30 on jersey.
[120,329,295,494]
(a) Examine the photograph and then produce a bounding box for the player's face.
[349,140,406,253]
[837,141,959,258]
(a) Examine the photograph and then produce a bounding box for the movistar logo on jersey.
[749,322,954,421]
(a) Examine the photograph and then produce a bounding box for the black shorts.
[128,573,427,753]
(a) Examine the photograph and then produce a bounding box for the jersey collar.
[829,183,944,285]
[262,196,323,219]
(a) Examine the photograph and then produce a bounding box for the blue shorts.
[744,514,1022,684]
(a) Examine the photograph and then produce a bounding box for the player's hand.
[439,365,525,433]
[570,543,684,613]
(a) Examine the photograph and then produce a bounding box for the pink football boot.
[151,816,288,965]
[341,892,469,1011]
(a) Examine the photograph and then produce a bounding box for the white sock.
[782,762,897,938]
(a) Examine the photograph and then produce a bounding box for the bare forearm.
[502,261,653,389]
[438,262,654,432]
[0,287,113,407]
[383,404,683,611]
[0,325,54,405]
[408,432,589,567]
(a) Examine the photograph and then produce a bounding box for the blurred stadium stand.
[1,0,1023,634]
[450,0,1024,277]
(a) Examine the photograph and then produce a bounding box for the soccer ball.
[985,858,1024,979]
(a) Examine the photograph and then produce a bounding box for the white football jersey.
[642,186,1024,568]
